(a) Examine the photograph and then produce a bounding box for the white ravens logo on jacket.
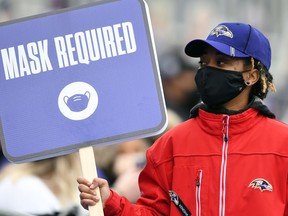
[248,178,273,192]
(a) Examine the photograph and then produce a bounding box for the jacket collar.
[194,108,262,136]
[189,97,275,119]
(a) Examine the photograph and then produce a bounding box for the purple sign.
[0,0,167,163]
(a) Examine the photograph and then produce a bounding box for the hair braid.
[252,60,276,99]
[245,58,276,99]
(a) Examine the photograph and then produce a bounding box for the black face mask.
[195,66,247,106]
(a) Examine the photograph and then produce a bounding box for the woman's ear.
[244,69,259,86]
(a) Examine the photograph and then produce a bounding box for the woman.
[77,22,288,215]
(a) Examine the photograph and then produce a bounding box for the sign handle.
[79,146,104,216]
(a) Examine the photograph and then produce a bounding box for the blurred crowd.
[0,0,288,215]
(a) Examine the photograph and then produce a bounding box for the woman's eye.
[198,61,207,68]
[217,60,225,66]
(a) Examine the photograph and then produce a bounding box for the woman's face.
[199,46,247,72]
[197,45,255,110]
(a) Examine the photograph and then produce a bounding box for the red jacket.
[104,106,288,215]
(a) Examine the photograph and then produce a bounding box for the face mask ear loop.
[244,57,254,86]
[242,57,255,73]
[251,57,255,70]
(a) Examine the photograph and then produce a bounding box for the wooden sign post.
[79,146,104,216]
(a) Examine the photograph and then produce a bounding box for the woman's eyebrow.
[200,51,207,57]
[216,52,226,57]
[216,52,231,60]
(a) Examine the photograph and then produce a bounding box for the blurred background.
[0,0,287,215]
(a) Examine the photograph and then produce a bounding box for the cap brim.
[185,39,250,58]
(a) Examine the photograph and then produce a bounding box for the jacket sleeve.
[103,137,172,216]
[285,175,288,215]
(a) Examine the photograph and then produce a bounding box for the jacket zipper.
[219,115,229,216]
[196,169,203,216]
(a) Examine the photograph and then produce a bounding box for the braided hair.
[245,57,276,99]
